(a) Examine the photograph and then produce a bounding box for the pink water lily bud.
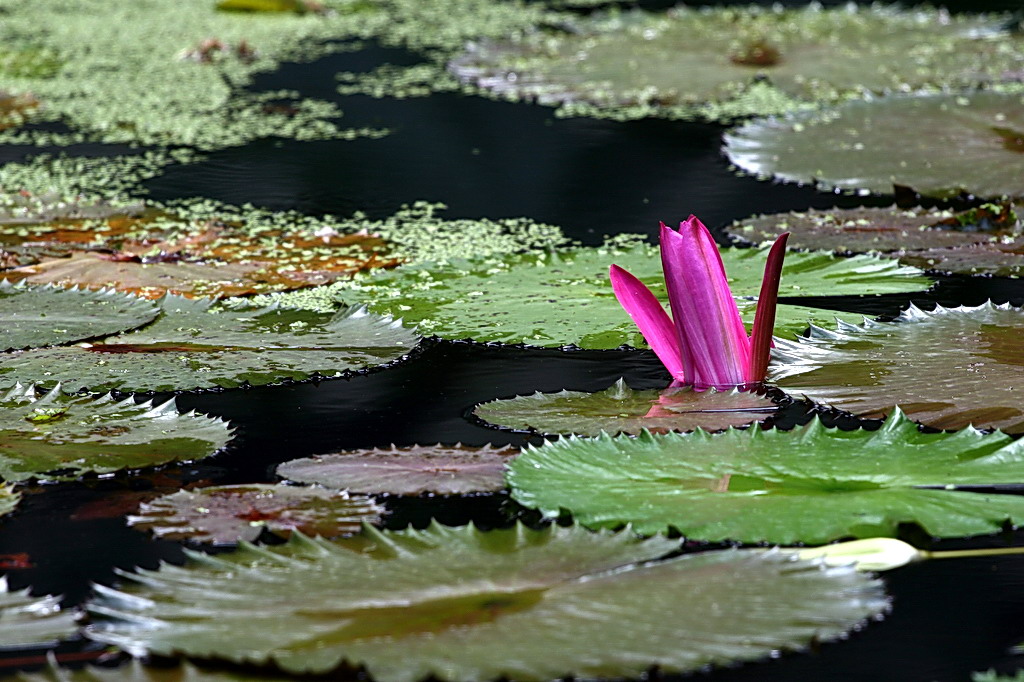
[609,215,788,389]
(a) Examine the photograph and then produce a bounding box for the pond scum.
[0,0,1022,681]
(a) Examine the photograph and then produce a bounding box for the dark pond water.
[3,1,1024,680]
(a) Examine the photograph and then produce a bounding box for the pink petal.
[609,264,686,381]
[661,217,749,388]
[747,232,789,383]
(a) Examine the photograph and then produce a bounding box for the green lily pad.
[474,379,778,436]
[0,578,78,649]
[276,444,519,496]
[727,204,1022,253]
[0,383,231,483]
[770,302,1024,434]
[0,297,420,393]
[87,523,886,680]
[335,241,930,348]
[0,281,159,351]
[451,5,1022,122]
[508,410,1024,544]
[11,659,294,682]
[128,484,383,545]
[725,91,1024,200]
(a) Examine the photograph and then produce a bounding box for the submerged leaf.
[87,524,886,680]
[451,5,1022,121]
[474,379,777,436]
[770,302,1024,434]
[0,384,231,482]
[0,281,159,350]
[128,484,383,544]
[0,297,420,392]
[725,91,1024,199]
[0,578,78,649]
[337,242,929,348]
[277,444,518,495]
[507,411,1024,543]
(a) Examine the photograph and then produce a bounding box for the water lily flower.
[609,215,789,389]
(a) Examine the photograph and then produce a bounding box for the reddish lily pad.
[277,444,518,496]
[899,239,1024,277]
[725,91,1024,200]
[474,379,778,437]
[127,483,384,545]
[770,301,1024,433]
[727,204,1021,253]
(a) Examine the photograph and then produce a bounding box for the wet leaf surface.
[277,444,518,496]
[725,91,1024,199]
[337,241,930,347]
[0,282,159,350]
[0,297,420,393]
[0,578,78,649]
[769,302,1024,433]
[474,379,778,436]
[87,524,886,680]
[508,411,1024,543]
[451,5,1023,121]
[0,384,231,482]
[128,483,383,544]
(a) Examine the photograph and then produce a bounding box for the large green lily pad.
[725,91,1024,199]
[0,297,420,393]
[335,241,930,347]
[128,484,383,544]
[0,281,159,350]
[0,383,231,482]
[474,379,777,436]
[87,523,886,680]
[451,5,1022,121]
[727,204,1022,253]
[0,578,78,648]
[770,302,1024,434]
[276,444,519,496]
[508,410,1024,544]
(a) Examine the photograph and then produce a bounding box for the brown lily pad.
[276,444,519,496]
[899,239,1024,277]
[769,301,1024,433]
[474,379,779,437]
[727,204,1021,253]
[127,483,384,545]
[1,226,400,298]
